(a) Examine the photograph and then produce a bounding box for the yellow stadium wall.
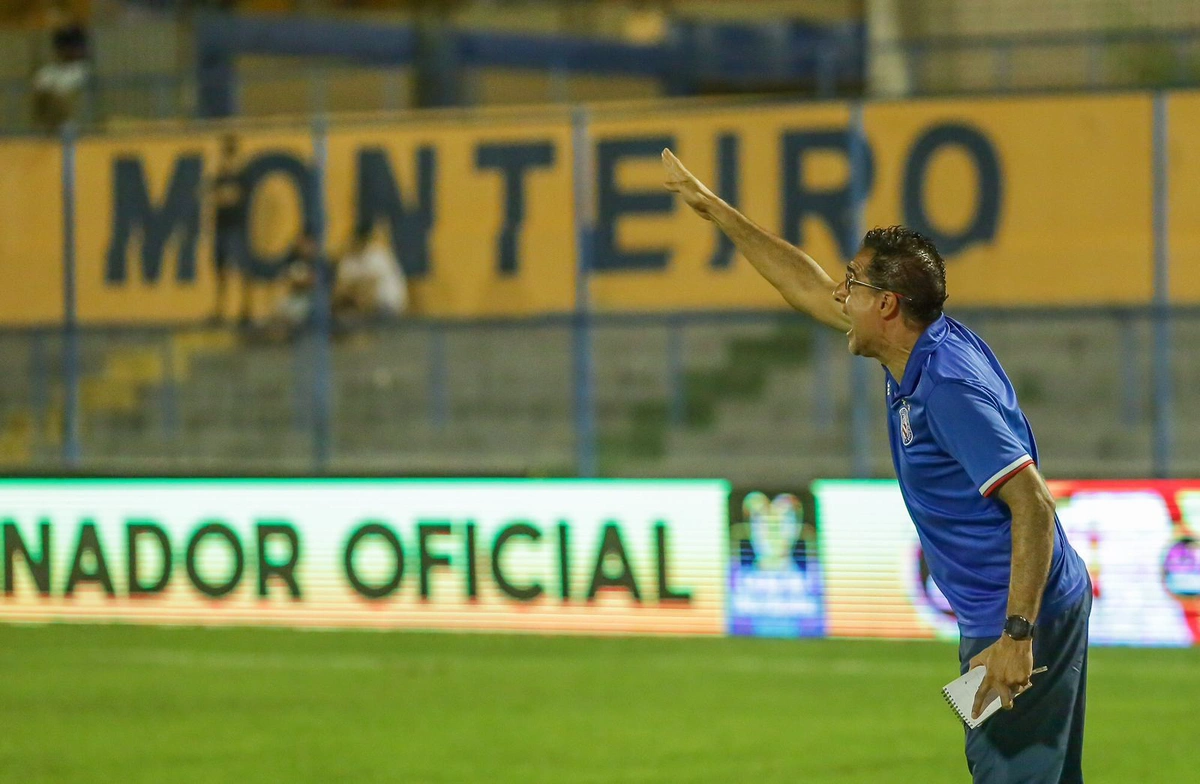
[0,91,1191,326]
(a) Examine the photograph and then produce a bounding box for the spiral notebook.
[942,665,1046,729]
[942,666,1003,729]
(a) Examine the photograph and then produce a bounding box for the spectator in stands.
[31,22,90,134]
[333,222,408,323]
[209,133,253,326]
[264,227,326,341]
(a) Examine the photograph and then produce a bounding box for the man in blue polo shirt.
[664,149,1091,783]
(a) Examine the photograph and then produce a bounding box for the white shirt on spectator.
[339,242,407,316]
[33,61,89,97]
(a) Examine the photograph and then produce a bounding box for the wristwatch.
[1003,614,1034,641]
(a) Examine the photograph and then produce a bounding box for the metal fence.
[872,27,1200,97]
[0,306,1196,484]
[0,93,1192,484]
[9,18,1200,133]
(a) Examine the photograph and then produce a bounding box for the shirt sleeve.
[925,381,1034,497]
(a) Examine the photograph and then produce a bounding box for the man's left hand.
[968,633,1034,720]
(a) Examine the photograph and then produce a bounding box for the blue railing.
[7,20,1200,133]
[0,15,865,131]
[194,14,865,114]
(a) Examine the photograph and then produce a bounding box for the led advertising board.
[0,479,728,636]
[726,489,824,638]
[815,479,1200,646]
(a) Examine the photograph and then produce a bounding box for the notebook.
[942,666,1003,729]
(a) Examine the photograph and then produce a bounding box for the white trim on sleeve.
[979,455,1034,496]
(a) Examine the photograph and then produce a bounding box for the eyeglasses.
[844,272,908,300]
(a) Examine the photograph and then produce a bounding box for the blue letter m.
[105,155,203,284]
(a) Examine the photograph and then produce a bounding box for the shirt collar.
[891,314,949,400]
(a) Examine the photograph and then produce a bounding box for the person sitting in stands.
[333,223,407,322]
[31,23,90,133]
[264,228,324,340]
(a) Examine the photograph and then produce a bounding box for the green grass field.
[0,625,1195,783]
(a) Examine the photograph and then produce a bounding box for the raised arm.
[662,148,850,331]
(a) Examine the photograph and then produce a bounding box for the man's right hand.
[662,147,848,331]
[663,149,721,222]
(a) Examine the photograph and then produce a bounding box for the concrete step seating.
[4,315,1199,480]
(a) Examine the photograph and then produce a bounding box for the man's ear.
[879,293,903,321]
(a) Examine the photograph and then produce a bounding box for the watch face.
[1005,616,1033,639]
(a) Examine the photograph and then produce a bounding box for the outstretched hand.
[968,635,1035,720]
[662,148,720,221]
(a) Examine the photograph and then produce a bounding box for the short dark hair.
[861,225,947,327]
[52,24,88,55]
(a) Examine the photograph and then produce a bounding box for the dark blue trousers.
[957,583,1092,783]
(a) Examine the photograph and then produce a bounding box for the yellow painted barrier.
[1168,91,1200,303]
[0,93,1182,324]
[0,140,63,324]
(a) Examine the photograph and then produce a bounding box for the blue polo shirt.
[884,315,1088,638]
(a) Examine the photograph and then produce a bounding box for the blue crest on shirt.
[899,402,914,446]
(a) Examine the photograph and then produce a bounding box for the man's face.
[833,249,886,358]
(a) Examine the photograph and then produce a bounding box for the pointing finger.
[662,149,690,176]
